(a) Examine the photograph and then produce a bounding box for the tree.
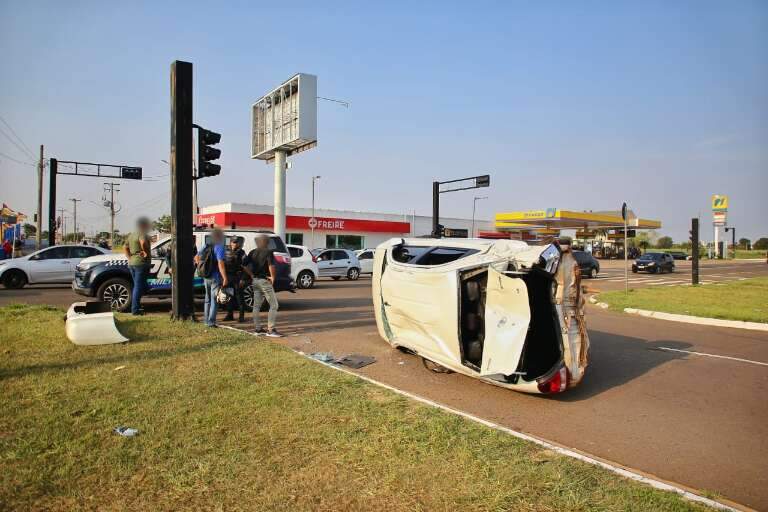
[153,214,171,233]
[738,238,751,250]
[656,236,673,249]
[22,223,36,237]
[754,237,768,250]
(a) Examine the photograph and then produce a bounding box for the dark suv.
[572,250,600,278]
[73,230,294,312]
[632,252,675,274]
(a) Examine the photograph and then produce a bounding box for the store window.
[286,233,304,246]
[325,234,364,250]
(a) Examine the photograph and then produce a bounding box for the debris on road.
[336,354,376,369]
[310,352,335,363]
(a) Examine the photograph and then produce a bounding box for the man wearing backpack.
[223,236,246,322]
[195,228,228,328]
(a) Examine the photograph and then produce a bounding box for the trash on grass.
[114,426,139,437]
[113,365,127,371]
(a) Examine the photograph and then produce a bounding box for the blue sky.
[1,0,766,241]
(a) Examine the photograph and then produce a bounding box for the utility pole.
[36,145,44,249]
[69,198,81,242]
[104,182,120,247]
[471,196,488,238]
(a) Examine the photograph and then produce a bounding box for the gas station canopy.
[495,209,661,231]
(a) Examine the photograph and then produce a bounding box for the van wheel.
[347,268,360,281]
[2,269,27,289]
[98,278,132,312]
[297,270,315,289]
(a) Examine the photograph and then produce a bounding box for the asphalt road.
[590,258,767,291]
[2,262,767,509]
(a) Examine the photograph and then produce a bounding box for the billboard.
[251,73,317,161]
[711,195,729,212]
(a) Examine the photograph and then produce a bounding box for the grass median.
[1,304,714,511]
[599,277,768,323]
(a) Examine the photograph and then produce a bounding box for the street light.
[311,175,321,249]
[471,196,488,238]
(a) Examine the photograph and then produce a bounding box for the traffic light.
[196,126,221,178]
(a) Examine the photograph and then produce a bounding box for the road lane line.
[220,324,742,512]
[656,347,768,367]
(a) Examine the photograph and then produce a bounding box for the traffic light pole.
[691,218,699,285]
[432,181,440,238]
[48,158,57,247]
[170,60,195,320]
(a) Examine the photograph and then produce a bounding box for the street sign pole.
[170,60,195,320]
[622,202,628,294]
[432,181,440,238]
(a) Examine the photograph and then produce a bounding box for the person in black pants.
[223,236,247,322]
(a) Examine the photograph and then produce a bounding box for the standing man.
[223,236,246,322]
[243,234,281,337]
[124,217,152,316]
[196,228,228,328]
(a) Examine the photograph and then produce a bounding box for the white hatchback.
[355,248,376,274]
[286,244,319,289]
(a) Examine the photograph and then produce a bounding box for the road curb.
[623,308,768,332]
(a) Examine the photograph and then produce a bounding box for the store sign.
[711,195,729,212]
[196,212,409,234]
[713,211,727,226]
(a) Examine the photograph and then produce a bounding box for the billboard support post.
[170,60,195,320]
[274,150,286,239]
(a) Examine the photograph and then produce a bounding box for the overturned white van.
[372,238,589,394]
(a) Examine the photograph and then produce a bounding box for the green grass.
[599,277,768,323]
[735,249,766,259]
[0,304,714,511]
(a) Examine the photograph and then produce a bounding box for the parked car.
[0,244,109,289]
[355,248,376,274]
[372,238,589,394]
[287,244,319,289]
[666,251,688,260]
[314,249,361,280]
[572,250,600,278]
[632,252,675,273]
[72,229,294,312]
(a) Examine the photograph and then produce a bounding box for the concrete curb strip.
[624,308,768,332]
[221,324,744,512]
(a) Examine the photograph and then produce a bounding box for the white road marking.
[657,347,768,367]
[222,323,741,512]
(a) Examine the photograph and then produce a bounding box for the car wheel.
[97,278,132,312]
[347,268,360,280]
[632,268,638,273]
[296,270,315,289]
[655,266,663,274]
[588,267,596,279]
[331,276,341,281]
[2,269,27,289]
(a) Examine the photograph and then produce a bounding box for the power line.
[0,122,35,161]
[0,150,36,166]
[0,115,35,160]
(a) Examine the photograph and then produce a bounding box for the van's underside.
[458,265,562,383]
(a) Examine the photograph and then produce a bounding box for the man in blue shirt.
[196,228,228,328]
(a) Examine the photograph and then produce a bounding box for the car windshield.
[638,253,661,260]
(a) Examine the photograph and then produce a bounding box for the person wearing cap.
[124,217,152,315]
[223,236,247,322]
[242,234,281,337]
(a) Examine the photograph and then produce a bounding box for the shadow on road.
[557,331,694,401]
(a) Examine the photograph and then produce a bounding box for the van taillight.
[274,254,291,264]
[537,365,568,394]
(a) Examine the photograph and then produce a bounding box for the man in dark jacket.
[223,236,246,322]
